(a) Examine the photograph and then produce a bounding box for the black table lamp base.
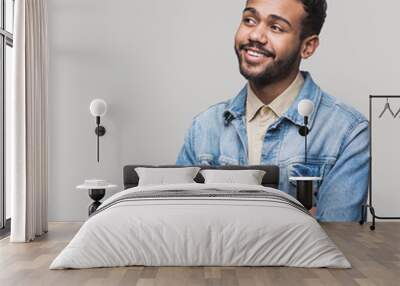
[296,181,313,210]
[88,189,105,216]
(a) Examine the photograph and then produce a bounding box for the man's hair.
[298,0,327,40]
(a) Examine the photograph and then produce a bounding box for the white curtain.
[9,0,48,242]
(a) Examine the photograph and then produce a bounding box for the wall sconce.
[89,99,107,162]
[291,99,318,210]
[298,99,314,164]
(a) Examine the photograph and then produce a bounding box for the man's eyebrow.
[243,8,293,28]
[268,14,292,28]
[243,7,259,16]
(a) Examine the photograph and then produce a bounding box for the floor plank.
[0,222,399,286]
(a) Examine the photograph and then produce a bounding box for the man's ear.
[300,35,320,60]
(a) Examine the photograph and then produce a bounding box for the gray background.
[47,0,400,221]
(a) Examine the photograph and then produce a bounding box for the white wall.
[48,0,400,221]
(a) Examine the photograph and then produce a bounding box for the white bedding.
[50,183,351,269]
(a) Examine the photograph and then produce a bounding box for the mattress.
[50,183,351,269]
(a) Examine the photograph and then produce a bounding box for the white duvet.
[50,183,351,269]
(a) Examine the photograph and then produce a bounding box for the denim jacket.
[176,71,369,222]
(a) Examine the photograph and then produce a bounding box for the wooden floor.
[0,222,399,286]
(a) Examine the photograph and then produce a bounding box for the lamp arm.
[304,116,308,165]
[305,130,307,164]
[97,116,100,162]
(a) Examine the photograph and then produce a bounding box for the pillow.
[200,169,266,185]
[135,167,201,186]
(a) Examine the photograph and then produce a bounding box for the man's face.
[235,0,306,86]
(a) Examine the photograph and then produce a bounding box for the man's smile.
[242,48,272,64]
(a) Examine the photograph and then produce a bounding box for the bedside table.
[289,176,322,210]
[76,181,117,216]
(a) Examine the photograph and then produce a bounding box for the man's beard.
[235,43,301,87]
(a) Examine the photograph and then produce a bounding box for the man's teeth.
[247,50,264,57]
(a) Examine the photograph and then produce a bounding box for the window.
[0,0,14,233]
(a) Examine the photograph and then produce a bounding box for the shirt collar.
[246,72,304,122]
[246,85,265,122]
[224,71,322,129]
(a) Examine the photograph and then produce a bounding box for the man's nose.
[249,24,268,44]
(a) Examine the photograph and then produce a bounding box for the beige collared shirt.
[246,73,304,165]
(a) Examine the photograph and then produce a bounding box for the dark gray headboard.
[123,165,280,189]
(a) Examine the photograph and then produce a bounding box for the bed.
[50,165,350,269]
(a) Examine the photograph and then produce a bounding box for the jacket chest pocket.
[218,155,239,166]
[197,154,240,166]
[197,154,214,165]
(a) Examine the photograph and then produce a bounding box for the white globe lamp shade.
[298,99,314,117]
[90,99,107,117]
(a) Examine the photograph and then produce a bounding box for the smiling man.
[176,0,369,222]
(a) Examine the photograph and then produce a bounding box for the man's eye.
[243,17,256,25]
[271,25,284,32]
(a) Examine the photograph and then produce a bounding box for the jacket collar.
[224,71,322,129]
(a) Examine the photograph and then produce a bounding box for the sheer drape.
[9,0,48,242]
